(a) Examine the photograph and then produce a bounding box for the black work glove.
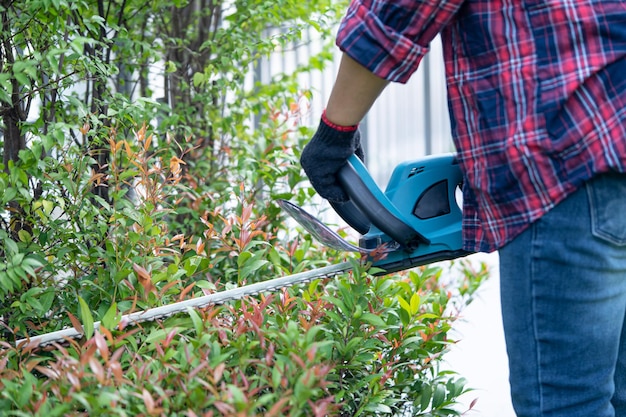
[300,113,364,203]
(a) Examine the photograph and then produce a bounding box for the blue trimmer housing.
[331,153,470,273]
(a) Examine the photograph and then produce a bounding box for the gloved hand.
[300,112,364,203]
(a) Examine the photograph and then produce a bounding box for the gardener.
[300,1,626,416]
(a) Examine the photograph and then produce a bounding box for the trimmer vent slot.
[413,180,450,219]
[408,166,425,178]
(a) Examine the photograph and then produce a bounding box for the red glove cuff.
[321,110,359,133]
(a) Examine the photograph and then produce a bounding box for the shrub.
[1,259,488,416]
[0,117,489,415]
[0,105,489,415]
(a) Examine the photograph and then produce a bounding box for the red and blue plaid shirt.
[337,0,626,252]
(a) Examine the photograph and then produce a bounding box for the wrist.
[322,110,359,133]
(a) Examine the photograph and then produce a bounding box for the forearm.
[324,53,389,127]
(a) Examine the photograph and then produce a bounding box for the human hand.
[300,113,364,203]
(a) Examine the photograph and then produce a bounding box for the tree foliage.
[0,0,340,331]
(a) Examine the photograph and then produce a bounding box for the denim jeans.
[499,172,626,417]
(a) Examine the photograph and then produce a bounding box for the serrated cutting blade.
[15,261,352,348]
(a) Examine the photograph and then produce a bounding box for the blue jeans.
[499,172,626,417]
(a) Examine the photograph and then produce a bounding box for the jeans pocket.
[587,172,626,246]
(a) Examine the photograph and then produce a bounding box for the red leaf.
[34,365,60,380]
[469,397,479,409]
[88,356,106,384]
[213,362,225,383]
[94,331,109,362]
[133,263,156,295]
[67,311,84,335]
[109,360,124,384]
[266,396,291,417]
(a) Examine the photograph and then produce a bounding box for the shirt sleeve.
[336,0,466,83]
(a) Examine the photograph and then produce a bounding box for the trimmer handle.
[330,154,429,251]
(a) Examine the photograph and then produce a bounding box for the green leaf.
[78,296,95,340]
[237,251,252,267]
[417,313,440,320]
[38,289,55,315]
[419,383,433,411]
[432,383,446,408]
[165,61,177,73]
[398,296,411,315]
[365,403,392,414]
[42,133,56,153]
[42,199,55,216]
[239,258,269,281]
[13,69,30,86]
[3,237,19,256]
[0,73,12,104]
[410,292,421,315]
[359,313,386,327]
[324,295,348,318]
[1,187,17,204]
[192,71,207,87]
[447,377,468,398]
[228,384,246,407]
[187,306,204,335]
[17,230,31,243]
[101,301,120,330]
[16,371,34,408]
[341,337,363,356]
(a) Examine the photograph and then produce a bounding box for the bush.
[0,115,489,415]
[1,260,488,416]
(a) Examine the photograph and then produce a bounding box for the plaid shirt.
[337,0,626,252]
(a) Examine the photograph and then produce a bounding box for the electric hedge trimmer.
[17,154,469,348]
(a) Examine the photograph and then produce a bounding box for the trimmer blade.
[277,199,372,254]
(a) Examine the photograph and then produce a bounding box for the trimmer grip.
[336,155,429,250]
